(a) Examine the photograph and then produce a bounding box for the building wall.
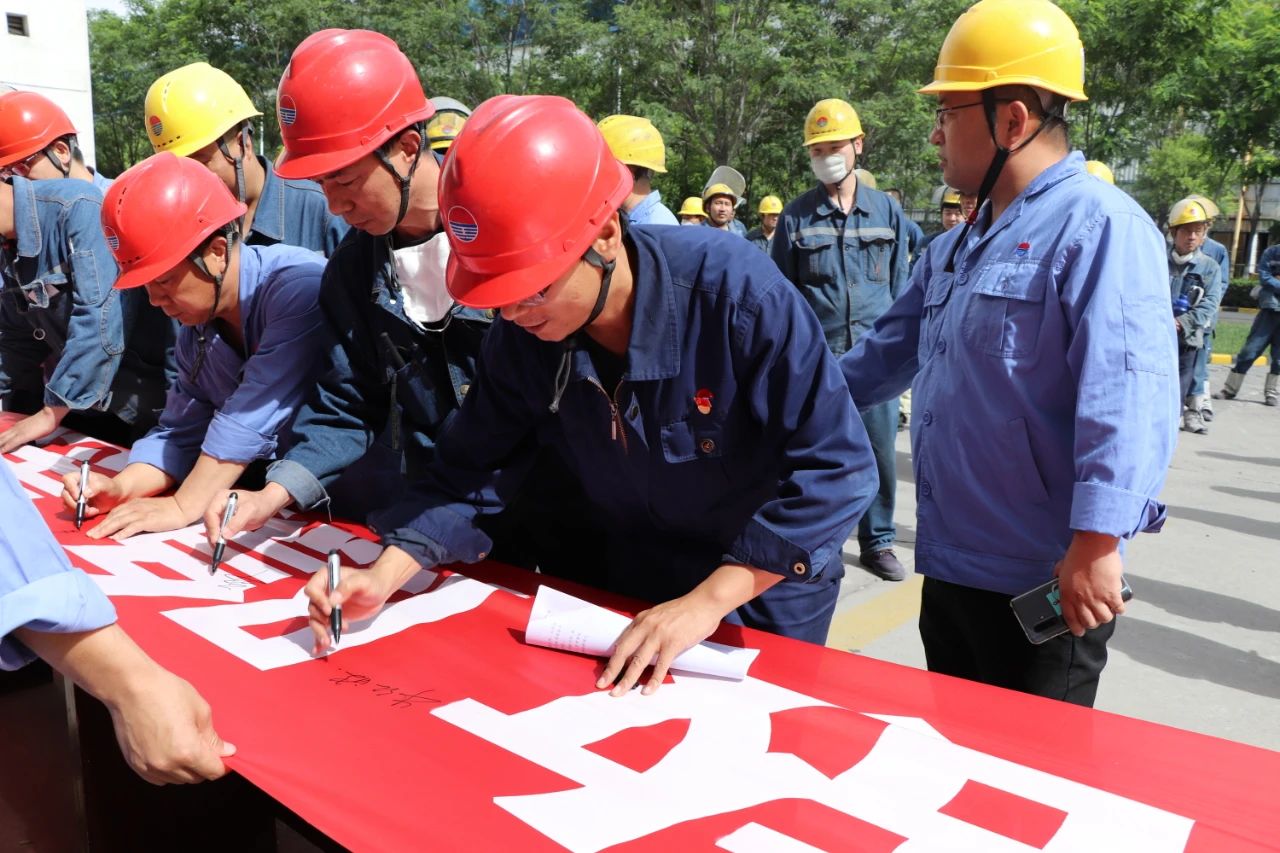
[0,0,97,168]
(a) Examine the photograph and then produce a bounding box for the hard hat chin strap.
[217,125,253,234]
[374,122,426,233]
[187,227,237,382]
[944,91,1062,273]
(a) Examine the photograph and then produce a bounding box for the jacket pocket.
[793,234,836,282]
[856,227,896,283]
[1003,417,1049,505]
[961,261,1048,358]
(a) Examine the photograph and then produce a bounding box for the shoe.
[1199,398,1214,422]
[859,549,906,582]
[1215,371,1243,400]
[1266,375,1279,407]
[1182,408,1208,434]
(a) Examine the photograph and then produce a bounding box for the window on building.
[7,13,29,36]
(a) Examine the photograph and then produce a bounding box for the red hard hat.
[440,95,632,308]
[102,152,248,289]
[275,29,434,180]
[0,91,77,168]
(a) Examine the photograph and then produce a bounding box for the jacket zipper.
[588,376,628,453]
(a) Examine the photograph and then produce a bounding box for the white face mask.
[810,152,850,186]
[681,219,703,227]
[392,231,454,326]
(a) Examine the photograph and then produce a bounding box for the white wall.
[0,0,97,168]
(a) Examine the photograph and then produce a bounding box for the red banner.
[6,423,1279,852]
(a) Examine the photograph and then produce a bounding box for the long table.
[4,422,1279,851]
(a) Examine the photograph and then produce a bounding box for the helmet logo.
[103,226,120,251]
[278,96,298,127]
[815,116,829,128]
[148,115,164,137]
[694,388,713,415]
[447,206,479,243]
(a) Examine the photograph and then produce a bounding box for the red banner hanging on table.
[5,421,1278,852]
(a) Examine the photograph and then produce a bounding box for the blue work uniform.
[1191,236,1231,398]
[902,216,925,259]
[89,169,113,193]
[1169,247,1223,402]
[625,190,678,227]
[1230,244,1280,377]
[245,156,348,256]
[841,151,1179,597]
[128,244,327,479]
[770,180,911,557]
[745,227,773,253]
[1,461,116,670]
[379,225,877,643]
[0,176,168,436]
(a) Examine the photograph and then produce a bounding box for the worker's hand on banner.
[59,470,122,518]
[204,485,288,546]
[304,562,393,655]
[597,593,722,697]
[108,662,236,785]
[0,405,67,453]
[87,496,187,541]
[1055,531,1126,636]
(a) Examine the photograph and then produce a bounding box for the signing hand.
[60,469,124,520]
[597,592,724,697]
[203,484,290,547]
[304,563,392,656]
[1055,531,1126,637]
[88,496,188,541]
[0,406,67,453]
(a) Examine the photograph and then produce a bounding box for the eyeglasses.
[932,98,1015,132]
[0,149,48,179]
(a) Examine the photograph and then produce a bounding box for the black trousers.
[919,575,1115,708]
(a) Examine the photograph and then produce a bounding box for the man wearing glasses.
[0,90,113,191]
[839,0,1178,706]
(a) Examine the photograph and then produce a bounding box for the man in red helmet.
[60,153,328,540]
[0,90,113,191]
[302,95,877,697]
[204,31,589,579]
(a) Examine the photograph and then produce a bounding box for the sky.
[86,0,132,15]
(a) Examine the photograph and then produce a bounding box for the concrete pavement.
[828,363,1280,752]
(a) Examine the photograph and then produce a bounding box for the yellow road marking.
[825,573,923,652]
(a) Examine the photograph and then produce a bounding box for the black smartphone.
[1010,576,1133,644]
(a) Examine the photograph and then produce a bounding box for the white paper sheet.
[524,585,759,680]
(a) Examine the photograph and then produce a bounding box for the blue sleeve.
[0,463,116,670]
[1260,247,1280,293]
[769,211,797,285]
[1060,211,1179,538]
[1183,262,1224,333]
[726,276,876,581]
[43,197,126,411]
[888,205,911,300]
[377,320,538,565]
[127,338,217,478]
[841,258,929,407]
[201,265,327,463]
[649,204,679,227]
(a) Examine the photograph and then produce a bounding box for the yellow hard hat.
[758,195,783,215]
[426,111,468,151]
[1168,198,1210,228]
[1184,194,1221,219]
[804,98,863,146]
[853,168,876,189]
[1084,160,1114,184]
[702,182,737,203]
[919,0,1088,103]
[144,62,262,157]
[935,185,962,207]
[597,114,667,173]
[678,196,706,218]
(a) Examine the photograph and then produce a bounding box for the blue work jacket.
[745,227,772,253]
[771,182,911,355]
[247,156,348,256]
[1258,245,1280,312]
[0,461,116,670]
[0,176,166,424]
[1201,236,1230,288]
[626,190,678,227]
[265,227,493,516]
[1169,248,1223,349]
[380,225,876,638]
[129,244,327,479]
[841,152,1179,596]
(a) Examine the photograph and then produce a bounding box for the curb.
[1211,354,1269,366]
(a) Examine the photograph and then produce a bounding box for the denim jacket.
[265,226,493,514]
[770,182,911,355]
[0,177,166,423]
[246,156,349,256]
[128,244,328,479]
[1258,244,1280,312]
[1169,248,1223,349]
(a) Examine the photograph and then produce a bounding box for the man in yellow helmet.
[1165,198,1224,434]
[747,195,782,252]
[771,97,913,583]
[702,182,748,237]
[145,62,347,256]
[677,196,707,226]
[599,114,677,226]
[913,185,965,266]
[839,0,1178,706]
[425,96,470,152]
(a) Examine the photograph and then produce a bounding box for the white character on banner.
[433,677,1194,853]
